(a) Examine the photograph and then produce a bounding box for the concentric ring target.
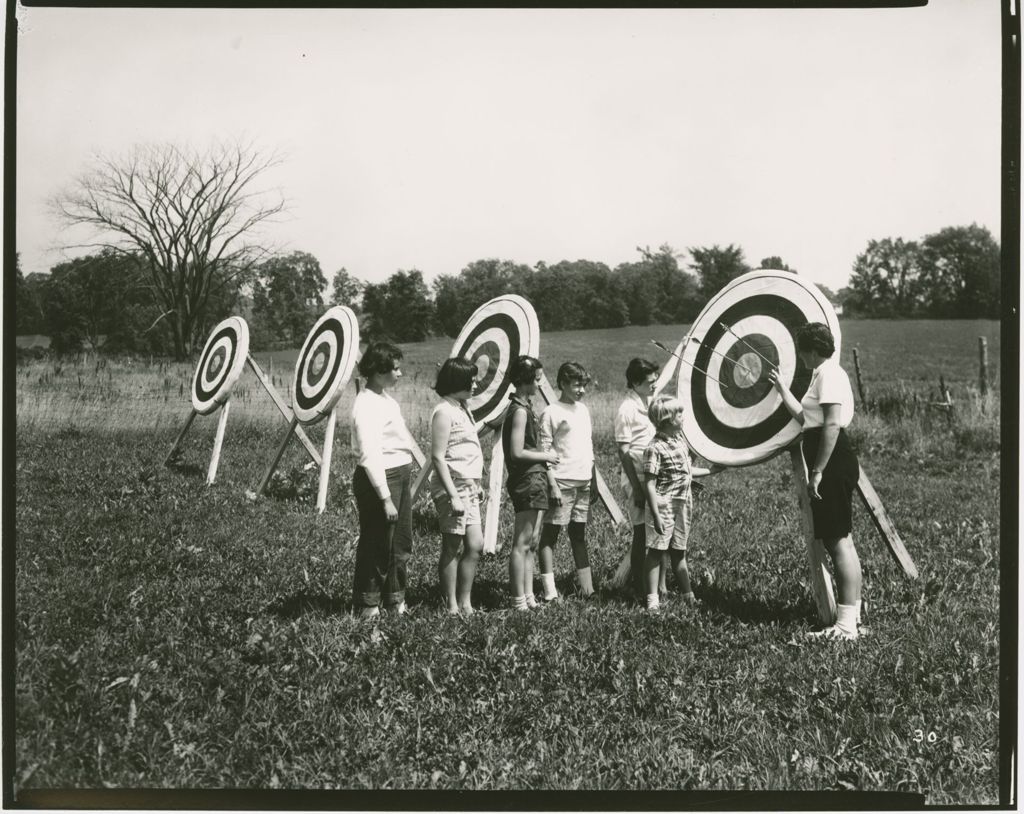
[450,295,540,424]
[191,317,250,415]
[677,270,841,467]
[292,306,360,424]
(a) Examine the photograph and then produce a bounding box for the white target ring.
[191,317,249,415]
[292,306,360,425]
[677,270,841,467]
[450,295,540,424]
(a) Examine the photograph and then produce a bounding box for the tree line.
[17,140,1000,358]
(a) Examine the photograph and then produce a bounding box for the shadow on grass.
[266,589,349,618]
[164,455,203,478]
[695,582,812,625]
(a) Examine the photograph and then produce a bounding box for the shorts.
[507,470,549,513]
[545,480,591,526]
[801,427,859,539]
[432,478,482,535]
[645,494,692,551]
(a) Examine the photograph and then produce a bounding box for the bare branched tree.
[52,140,286,359]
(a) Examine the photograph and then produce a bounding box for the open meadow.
[13,320,1003,801]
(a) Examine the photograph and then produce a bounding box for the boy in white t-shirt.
[538,361,595,599]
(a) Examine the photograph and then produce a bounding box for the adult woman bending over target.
[768,322,863,640]
[429,358,485,616]
[351,342,419,619]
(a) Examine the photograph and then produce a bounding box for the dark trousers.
[352,464,413,608]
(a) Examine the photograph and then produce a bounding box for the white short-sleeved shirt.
[801,359,854,429]
[351,389,416,498]
[613,390,655,458]
[538,400,594,483]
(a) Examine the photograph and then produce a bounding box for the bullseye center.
[475,354,491,380]
[732,353,762,388]
[208,349,225,376]
[310,349,327,378]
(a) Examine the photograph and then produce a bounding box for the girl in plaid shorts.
[642,396,723,613]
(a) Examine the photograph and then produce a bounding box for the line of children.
[351,345,720,617]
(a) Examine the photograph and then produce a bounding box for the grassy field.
[13,320,1004,801]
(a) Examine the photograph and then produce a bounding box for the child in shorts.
[538,361,595,600]
[429,358,484,615]
[642,396,723,613]
[501,356,559,611]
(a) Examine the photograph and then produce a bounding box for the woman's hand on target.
[767,368,785,392]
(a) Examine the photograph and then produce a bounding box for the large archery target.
[191,317,250,415]
[292,306,360,424]
[677,270,841,467]
[450,295,540,424]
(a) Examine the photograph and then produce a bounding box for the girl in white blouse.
[429,358,484,615]
[769,322,862,640]
[351,342,417,619]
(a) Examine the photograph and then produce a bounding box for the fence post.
[978,337,989,397]
[852,348,868,406]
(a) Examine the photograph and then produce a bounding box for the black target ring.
[678,271,840,467]
[690,295,809,449]
[191,317,249,415]
[292,307,359,425]
[450,295,540,426]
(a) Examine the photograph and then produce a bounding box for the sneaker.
[524,595,539,609]
[385,601,408,617]
[358,605,380,620]
[805,625,857,641]
[541,593,562,604]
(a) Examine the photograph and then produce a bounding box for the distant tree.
[433,259,532,337]
[613,245,701,326]
[250,251,327,347]
[14,254,45,335]
[329,267,365,313]
[845,237,922,317]
[918,224,1000,318]
[526,259,627,331]
[43,250,160,352]
[363,269,434,342]
[759,256,796,273]
[689,244,751,300]
[52,140,285,359]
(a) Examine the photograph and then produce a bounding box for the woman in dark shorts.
[501,356,560,611]
[768,323,863,640]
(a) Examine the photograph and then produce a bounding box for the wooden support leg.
[258,417,298,496]
[246,355,322,466]
[789,445,837,625]
[164,408,197,465]
[856,466,919,579]
[206,400,231,485]
[316,409,337,515]
[483,435,505,555]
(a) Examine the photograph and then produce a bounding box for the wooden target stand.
[409,371,626,555]
[164,354,323,484]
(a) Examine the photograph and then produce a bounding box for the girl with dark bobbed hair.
[428,358,484,615]
[768,322,863,640]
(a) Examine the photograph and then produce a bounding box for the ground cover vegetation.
[14,322,1001,800]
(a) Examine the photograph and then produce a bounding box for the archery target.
[677,270,841,467]
[292,306,360,424]
[191,317,249,415]
[450,295,540,424]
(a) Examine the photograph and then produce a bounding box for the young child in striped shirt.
[642,396,723,613]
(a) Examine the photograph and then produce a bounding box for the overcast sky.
[15,3,1002,295]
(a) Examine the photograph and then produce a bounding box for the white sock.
[646,593,660,610]
[512,595,528,610]
[525,593,538,608]
[855,599,863,624]
[836,603,859,637]
[576,566,594,594]
[541,572,558,600]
